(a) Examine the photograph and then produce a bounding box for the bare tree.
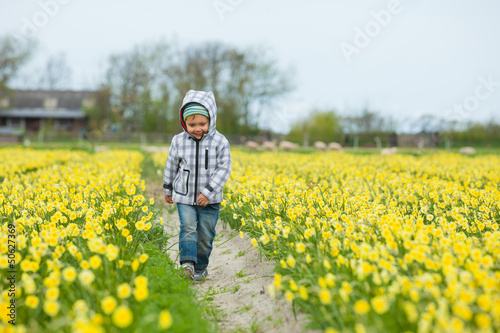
[168,42,294,134]
[340,109,395,134]
[105,40,173,132]
[413,114,440,133]
[38,52,72,90]
[0,35,35,96]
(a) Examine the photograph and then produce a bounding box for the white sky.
[1,0,500,133]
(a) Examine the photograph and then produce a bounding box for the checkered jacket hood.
[163,90,232,205]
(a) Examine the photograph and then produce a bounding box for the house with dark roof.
[0,90,94,140]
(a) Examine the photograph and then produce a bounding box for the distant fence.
[101,133,288,146]
[18,130,285,146]
[9,130,500,149]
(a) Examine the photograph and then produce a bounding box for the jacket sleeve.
[201,139,231,201]
[163,138,178,195]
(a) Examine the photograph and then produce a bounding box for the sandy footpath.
[160,209,319,333]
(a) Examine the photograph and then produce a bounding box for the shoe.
[180,262,194,280]
[193,269,208,282]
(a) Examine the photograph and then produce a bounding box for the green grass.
[234,269,248,278]
[0,140,168,152]
[234,250,245,259]
[140,241,213,333]
[4,140,500,155]
[233,144,500,156]
[232,304,252,314]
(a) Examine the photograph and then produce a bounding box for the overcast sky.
[1,0,499,132]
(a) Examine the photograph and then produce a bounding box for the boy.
[163,90,231,281]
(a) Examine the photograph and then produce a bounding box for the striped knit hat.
[182,102,210,121]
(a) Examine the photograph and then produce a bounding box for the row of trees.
[442,119,500,148]
[285,108,500,148]
[0,34,293,135]
[1,34,498,147]
[105,41,294,135]
[286,109,400,144]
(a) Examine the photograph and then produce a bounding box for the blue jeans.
[177,203,220,270]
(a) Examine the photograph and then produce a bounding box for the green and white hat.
[182,103,210,121]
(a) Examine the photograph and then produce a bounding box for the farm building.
[0,90,95,140]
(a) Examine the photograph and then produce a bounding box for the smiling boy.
[163,90,232,281]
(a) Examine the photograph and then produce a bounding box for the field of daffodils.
[2,147,499,333]
[219,151,500,333]
[0,148,180,332]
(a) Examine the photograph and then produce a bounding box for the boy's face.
[185,114,209,139]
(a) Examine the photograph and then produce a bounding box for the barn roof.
[4,90,95,109]
[0,108,86,119]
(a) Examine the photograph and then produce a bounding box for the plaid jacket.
[163,90,232,205]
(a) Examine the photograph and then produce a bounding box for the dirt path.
[160,209,319,333]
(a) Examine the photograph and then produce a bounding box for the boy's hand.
[197,193,209,206]
[164,195,173,204]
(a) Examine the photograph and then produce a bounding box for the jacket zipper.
[205,148,208,170]
[194,140,199,205]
